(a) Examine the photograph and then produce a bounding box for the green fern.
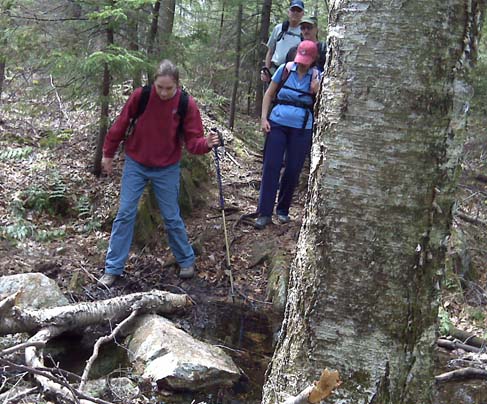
[35,228,66,241]
[1,220,34,241]
[22,186,51,213]
[0,147,33,161]
[76,195,92,219]
[49,178,67,201]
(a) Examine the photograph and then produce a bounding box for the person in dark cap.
[286,16,326,73]
[260,0,305,83]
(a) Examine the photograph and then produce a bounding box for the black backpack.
[276,20,302,42]
[316,41,326,71]
[125,85,189,143]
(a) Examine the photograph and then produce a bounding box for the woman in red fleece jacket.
[98,60,219,288]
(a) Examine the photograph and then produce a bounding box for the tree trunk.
[228,3,243,129]
[262,1,485,403]
[255,0,272,116]
[218,0,226,43]
[92,22,114,177]
[147,0,162,81]
[159,0,176,54]
[0,52,5,101]
[127,16,142,89]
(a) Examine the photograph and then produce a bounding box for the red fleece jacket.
[103,86,209,167]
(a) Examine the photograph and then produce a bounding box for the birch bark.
[262,0,485,403]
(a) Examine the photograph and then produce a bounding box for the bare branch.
[0,341,46,358]
[79,310,139,391]
[0,386,39,403]
[0,358,112,404]
[0,293,19,315]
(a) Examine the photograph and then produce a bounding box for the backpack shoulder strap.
[276,62,294,97]
[134,85,151,121]
[177,88,189,142]
[125,85,151,141]
[276,20,290,42]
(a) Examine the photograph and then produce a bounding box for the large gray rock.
[126,314,241,391]
[0,273,68,309]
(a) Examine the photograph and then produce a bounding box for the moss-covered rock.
[133,185,165,250]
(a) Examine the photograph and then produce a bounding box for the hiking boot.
[255,216,272,230]
[97,273,119,288]
[277,214,291,224]
[179,265,195,279]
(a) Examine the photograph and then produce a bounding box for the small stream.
[42,303,487,404]
[44,299,282,404]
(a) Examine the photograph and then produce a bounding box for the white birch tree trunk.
[262,0,485,403]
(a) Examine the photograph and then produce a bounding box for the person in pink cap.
[256,40,320,229]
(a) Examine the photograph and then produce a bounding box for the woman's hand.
[261,117,271,133]
[206,132,220,148]
[102,157,114,175]
[311,75,320,94]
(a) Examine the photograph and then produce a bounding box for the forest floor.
[0,82,307,402]
[1,81,487,403]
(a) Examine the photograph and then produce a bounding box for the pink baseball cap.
[294,40,318,66]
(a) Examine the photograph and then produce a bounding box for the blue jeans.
[258,122,312,217]
[105,156,195,275]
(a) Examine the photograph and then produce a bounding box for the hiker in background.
[260,0,305,84]
[286,16,326,73]
[98,59,219,287]
[255,41,320,230]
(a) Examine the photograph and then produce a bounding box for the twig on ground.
[0,358,112,404]
[0,386,38,403]
[0,293,19,315]
[49,74,70,125]
[79,309,139,391]
[0,341,46,357]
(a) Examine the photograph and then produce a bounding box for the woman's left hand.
[311,76,320,94]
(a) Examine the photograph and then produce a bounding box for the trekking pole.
[212,128,235,302]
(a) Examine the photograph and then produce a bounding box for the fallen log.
[435,367,487,383]
[0,290,191,404]
[437,338,481,353]
[448,326,487,349]
[455,211,487,227]
[0,290,191,336]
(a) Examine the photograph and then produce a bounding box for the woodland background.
[1,0,487,403]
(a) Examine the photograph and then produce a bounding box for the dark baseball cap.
[289,0,304,10]
[300,16,317,26]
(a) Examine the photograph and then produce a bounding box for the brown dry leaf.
[309,368,341,403]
